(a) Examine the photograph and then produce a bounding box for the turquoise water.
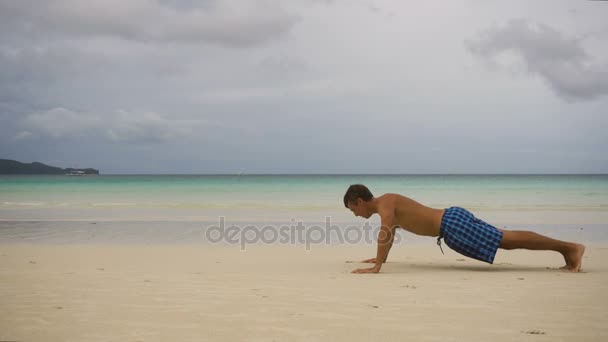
[1,175,607,244]
[1,175,608,222]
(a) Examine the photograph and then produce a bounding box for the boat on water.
[65,170,96,176]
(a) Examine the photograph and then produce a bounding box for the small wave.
[2,201,45,206]
[90,202,138,207]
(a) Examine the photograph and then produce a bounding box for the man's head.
[343,184,374,218]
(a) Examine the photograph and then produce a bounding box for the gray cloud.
[16,107,205,143]
[0,0,298,47]
[466,19,608,101]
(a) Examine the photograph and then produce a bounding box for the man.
[343,184,585,274]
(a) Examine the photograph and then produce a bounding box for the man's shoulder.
[378,193,415,211]
[377,194,403,213]
[378,193,408,203]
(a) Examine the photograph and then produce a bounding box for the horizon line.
[70,173,608,176]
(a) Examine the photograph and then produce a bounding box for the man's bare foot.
[560,243,585,272]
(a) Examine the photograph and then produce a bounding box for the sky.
[1,0,607,174]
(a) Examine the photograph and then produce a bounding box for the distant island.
[0,159,99,175]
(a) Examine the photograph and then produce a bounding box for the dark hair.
[343,184,374,207]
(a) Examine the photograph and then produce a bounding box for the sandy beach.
[1,243,606,342]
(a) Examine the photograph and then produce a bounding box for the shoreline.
[1,220,606,246]
[1,208,608,224]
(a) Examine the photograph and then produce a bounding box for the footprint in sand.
[29,260,37,264]
[523,330,546,335]
[401,285,417,289]
[97,268,105,271]
[367,305,379,308]
[456,259,466,262]
[517,278,525,280]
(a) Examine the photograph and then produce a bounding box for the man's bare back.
[372,193,445,237]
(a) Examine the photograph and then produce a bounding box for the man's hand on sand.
[351,266,380,274]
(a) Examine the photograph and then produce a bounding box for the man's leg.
[498,229,585,272]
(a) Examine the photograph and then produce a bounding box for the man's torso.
[377,194,445,237]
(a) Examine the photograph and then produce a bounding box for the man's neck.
[368,197,379,214]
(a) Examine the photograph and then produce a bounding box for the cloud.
[466,19,608,101]
[11,131,36,142]
[105,110,200,143]
[17,107,204,143]
[21,108,102,138]
[192,78,368,104]
[0,0,298,47]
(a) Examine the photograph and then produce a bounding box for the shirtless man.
[343,184,585,274]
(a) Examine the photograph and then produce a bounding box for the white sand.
[1,243,607,342]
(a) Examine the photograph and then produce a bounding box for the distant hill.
[0,159,99,175]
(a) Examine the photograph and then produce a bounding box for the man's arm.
[382,228,396,262]
[360,229,395,263]
[374,211,395,269]
[352,208,395,274]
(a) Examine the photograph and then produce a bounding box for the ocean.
[1,174,607,244]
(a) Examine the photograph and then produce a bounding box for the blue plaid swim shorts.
[437,207,503,264]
